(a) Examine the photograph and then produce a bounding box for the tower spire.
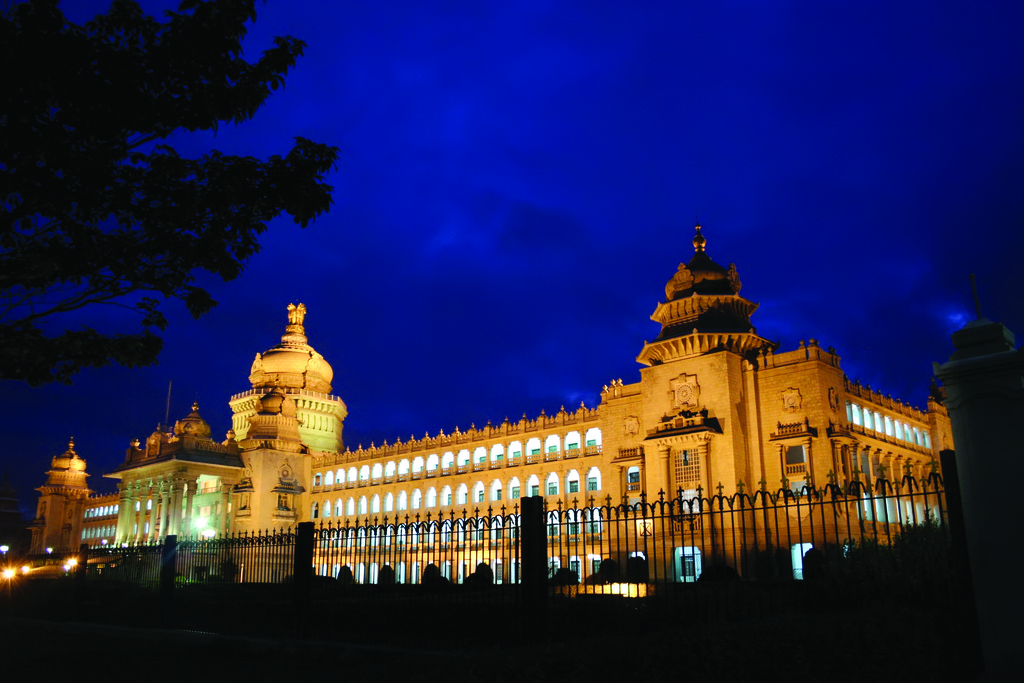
[693,222,706,253]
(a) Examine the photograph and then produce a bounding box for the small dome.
[50,437,79,471]
[173,402,212,439]
[665,224,742,301]
[249,303,334,393]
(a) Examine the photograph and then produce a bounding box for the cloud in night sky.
[3,0,1022,512]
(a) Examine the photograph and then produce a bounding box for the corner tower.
[30,438,92,552]
[229,303,348,454]
[635,224,772,498]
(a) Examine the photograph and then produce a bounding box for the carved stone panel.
[781,388,802,412]
[671,373,701,410]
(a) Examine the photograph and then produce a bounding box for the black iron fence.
[27,470,954,612]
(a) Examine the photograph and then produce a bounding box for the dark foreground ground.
[0,579,978,682]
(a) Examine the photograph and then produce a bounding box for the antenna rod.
[970,273,982,320]
[165,380,172,429]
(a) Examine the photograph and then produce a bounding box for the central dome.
[249,303,334,393]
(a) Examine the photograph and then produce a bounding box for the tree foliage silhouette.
[0,0,339,384]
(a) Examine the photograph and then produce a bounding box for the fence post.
[75,543,88,603]
[520,496,547,613]
[293,522,314,639]
[160,535,177,599]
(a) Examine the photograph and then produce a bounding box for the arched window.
[384,492,394,512]
[584,427,602,449]
[322,499,331,518]
[491,479,503,501]
[358,496,367,515]
[565,469,580,495]
[426,488,437,508]
[397,491,407,511]
[627,466,641,491]
[313,473,322,487]
[546,472,559,496]
[412,456,424,474]
[526,437,542,458]
[324,471,334,486]
[442,452,455,471]
[565,431,581,451]
[508,441,523,461]
[411,489,422,509]
[359,465,370,481]
[441,520,453,545]
[457,483,468,505]
[474,447,487,464]
[311,502,319,519]
[508,477,521,500]
[398,459,410,476]
[544,434,561,454]
[490,444,504,462]
[546,511,560,538]
[527,474,541,497]
[473,481,486,504]
[385,461,396,477]
[346,497,355,515]
[371,463,383,479]
[371,494,381,513]
[426,454,439,471]
[337,469,345,484]
[335,499,343,516]
[348,467,358,482]
[457,450,470,468]
[851,404,863,426]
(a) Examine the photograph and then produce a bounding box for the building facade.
[31,226,953,561]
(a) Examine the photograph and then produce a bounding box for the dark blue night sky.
[4,0,1023,510]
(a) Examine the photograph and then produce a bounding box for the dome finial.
[693,222,706,253]
[287,302,307,327]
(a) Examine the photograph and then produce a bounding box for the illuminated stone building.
[34,226,953,565]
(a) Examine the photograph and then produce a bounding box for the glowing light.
[201,529,216,539]
[2,568,13,580]
[20,566,29,574]
[67,558,77,567]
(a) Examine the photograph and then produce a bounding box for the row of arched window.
[85,504,119,518]
[83,524,114,539]
[846,402,931,448]
[313,428,603,488]
[311,467,604,520]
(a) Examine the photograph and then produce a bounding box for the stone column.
[218,485,231,537]
[653,443,672,500]
[183,477,199,538]
[115,481,133,544]
[168,478,185,536]
[157,479,171,542]
[134,483,148,544]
